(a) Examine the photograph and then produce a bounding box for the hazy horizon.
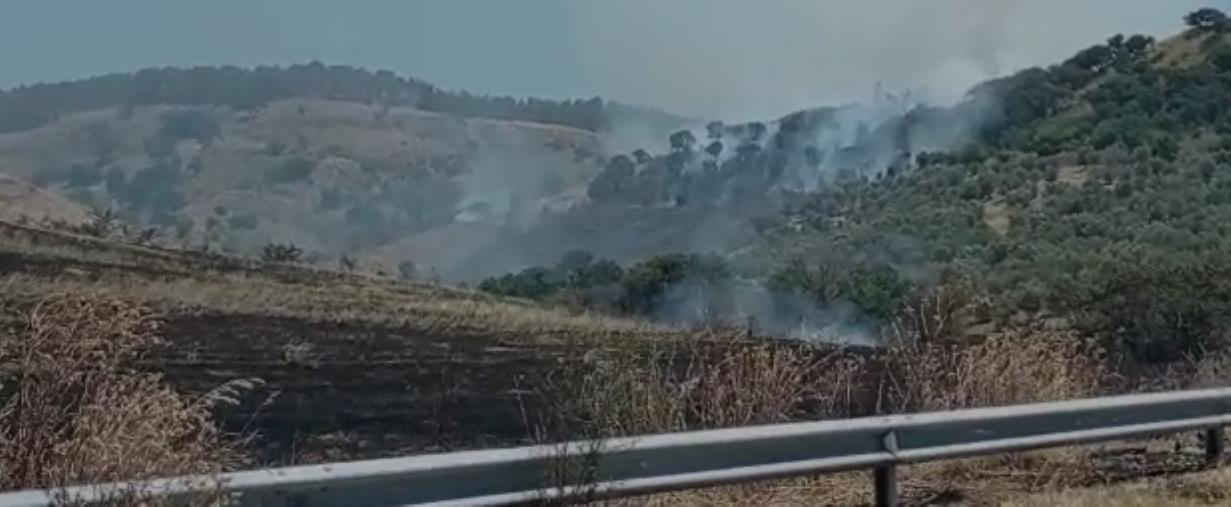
[1,0,1225,120]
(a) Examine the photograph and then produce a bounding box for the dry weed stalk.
[0,295,241,504]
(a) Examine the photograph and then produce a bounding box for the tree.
[621,254,691,315]
[705,121,725,140]
[1185,8,1228,30]
[704,140,724,159]
[1065,44,1115,73]
[1124,34,1154,55]
[632,149,652,165]
[477,267,563,300]
[668,129,697,153]
[261,242,304,263]
[747,122,768,143]
[398,260,418,280]
[587,155,636,201]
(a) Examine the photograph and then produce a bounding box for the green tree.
[1184,8,1228,30]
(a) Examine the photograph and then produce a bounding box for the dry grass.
[0,296,241,503]
[534,335,857,505]
[0,270,663,342]
[531,323,1124,505]
[1007,466,1231,506]
[4,221,1229,504]
[0,219,672,343]
[538,334,830,440]
[882,326,1110,412]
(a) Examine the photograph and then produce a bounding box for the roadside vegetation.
[3,7,1231,505]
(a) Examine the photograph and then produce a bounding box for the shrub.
[398,260,418,280]
[261,242,304,263]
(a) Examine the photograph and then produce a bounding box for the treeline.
[478,248,922,333]
[978,8,1231,155]
[0,62,606,133]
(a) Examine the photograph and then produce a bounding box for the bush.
[0,296,240,494]
[261,242,304,263]
[398,260,418,280]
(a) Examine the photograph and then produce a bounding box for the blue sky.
[1,1,1227,120]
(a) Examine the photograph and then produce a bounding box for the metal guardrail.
[3,388,1231,507]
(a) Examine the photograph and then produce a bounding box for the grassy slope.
[0,219,679,463]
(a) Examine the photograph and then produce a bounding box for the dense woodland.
[480,10,1231,364]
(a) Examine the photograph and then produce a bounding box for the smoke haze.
[567,0,1218,120]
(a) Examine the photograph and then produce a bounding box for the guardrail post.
[875,430,899,506]
[1207,427,1225,466]
[874,465,897,507]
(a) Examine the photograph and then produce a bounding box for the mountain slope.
[469,19,1231,360]
[0,97,607,270]
[0,172,90,225]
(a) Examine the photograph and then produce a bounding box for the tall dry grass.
[533,333,876,505]
[881,326,1111,413]
[534,319,1120,505]
[875,327,1115,499]
[0,296,241,502]
[537,333,833,441]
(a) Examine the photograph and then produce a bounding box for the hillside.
[9,8,1231,504]
[0,173,89,225]
[473,19,1231,361]
[0,217,689,462]
[0,96,613,276]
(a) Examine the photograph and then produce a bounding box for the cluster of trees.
[1185,8,1230,31]
[759,133,1231,361]
[492,9,1231,363]
[479,250,734,318]
[980,9,1231,156]
[0,63,609,133]
[478,245,929,333]
[586,114,844,213]
[584,87,975,216]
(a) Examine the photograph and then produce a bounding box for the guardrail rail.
[3,388,1231,506]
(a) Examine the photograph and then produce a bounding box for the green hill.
[478,13,1231,365]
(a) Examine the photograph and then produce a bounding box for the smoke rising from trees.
[566,0,1214,120]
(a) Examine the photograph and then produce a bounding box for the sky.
[1,0,1227,121]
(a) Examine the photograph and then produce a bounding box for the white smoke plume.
[566,0,1213,121]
